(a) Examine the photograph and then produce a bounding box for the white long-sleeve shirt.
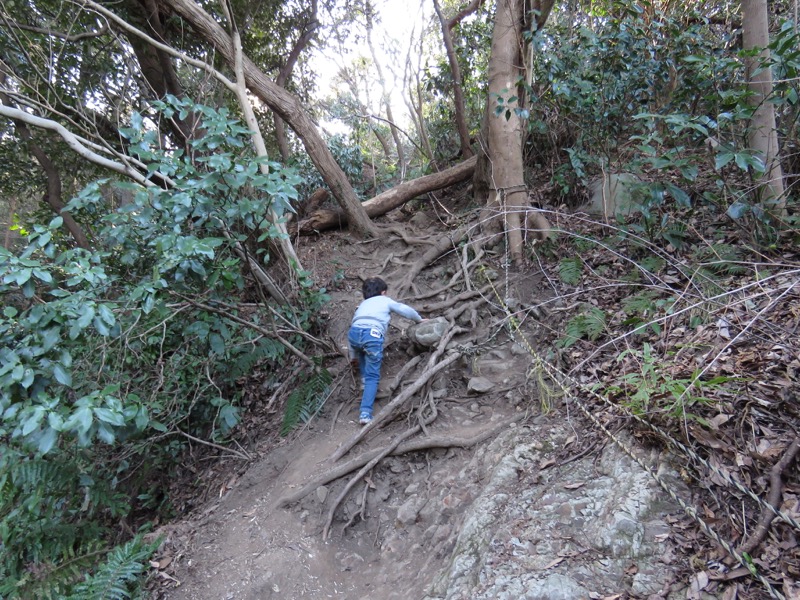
[351,295,422,335]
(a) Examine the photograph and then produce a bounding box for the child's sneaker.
[359,413,373,425]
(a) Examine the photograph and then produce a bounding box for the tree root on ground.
[392,227,468,297]
[420,285,491,313]
[274,414,519,509]
[386,355,424,397]
[331,326,467,462]
[340,477,371,537]
[322,407,437,540]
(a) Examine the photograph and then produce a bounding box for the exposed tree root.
[331,326,467,462]
[386,355,424,397]
[393,227,468,296]
[420,285,491,313]
[736,438,800,558]
[322,412,435,540]
[340,477,370,537]
[275,414,519,509]
[381,224,442,247]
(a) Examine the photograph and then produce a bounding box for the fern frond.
[692,243,747,274]
[622,291,659,316]
[557,305,607,348]
[583,306,606,341]
[558,257,583,286]
[281,368,332,436]
[69,535,159,600]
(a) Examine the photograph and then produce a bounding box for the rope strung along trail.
[481,269,788,600]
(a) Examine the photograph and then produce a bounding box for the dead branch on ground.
[292,156,476,235]
[736,438,800,557]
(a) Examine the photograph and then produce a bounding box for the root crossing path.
[153,227,693,600]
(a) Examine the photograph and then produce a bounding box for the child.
[349,277,426,425]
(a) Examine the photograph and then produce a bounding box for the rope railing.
[478,266,790,600]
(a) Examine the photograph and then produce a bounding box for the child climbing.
[348,277,426,425]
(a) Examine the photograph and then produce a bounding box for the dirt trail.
[150,219,693,600]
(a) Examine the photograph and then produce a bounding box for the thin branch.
[737,438,800,556]
[175,428,252,461]
[5,20,109,41]
[0,105,154,186]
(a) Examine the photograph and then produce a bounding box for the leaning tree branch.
[275,414,518,508]
[0,105,154,186]
[5,20,109,41]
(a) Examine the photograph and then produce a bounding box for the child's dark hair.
[362,277,388,299]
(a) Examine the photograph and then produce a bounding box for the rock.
[408,317,449,347]
[585,172,643,218]
[405,482,421,495]
[467,377,495,393]
[427,430,683,600]
[396,495,425,525]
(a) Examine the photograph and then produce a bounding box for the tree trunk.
[294,156,476,234]
[160,0,378,237]
[404,39,436,168]
[433,0,476,159]
[126,0,204,147]
[475,0,550,266]
[741,0,786,216]
[2,90,91,249]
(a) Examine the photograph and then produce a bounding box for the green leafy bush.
[0,96,324,597]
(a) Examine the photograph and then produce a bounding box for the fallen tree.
[294,155,477,234]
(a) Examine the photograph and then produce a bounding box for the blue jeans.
[348,326,384,417]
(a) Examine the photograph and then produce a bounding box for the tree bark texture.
[476,0,550,265]
[741,0,786,215]
[294,156,477,234]
[159,0,378,237]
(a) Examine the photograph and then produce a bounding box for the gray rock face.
[424,427,683,600]
[409,317,449,347]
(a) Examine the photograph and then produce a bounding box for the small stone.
[397,496,423,525]
[467,377,495,393]
[405,482,421,495]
